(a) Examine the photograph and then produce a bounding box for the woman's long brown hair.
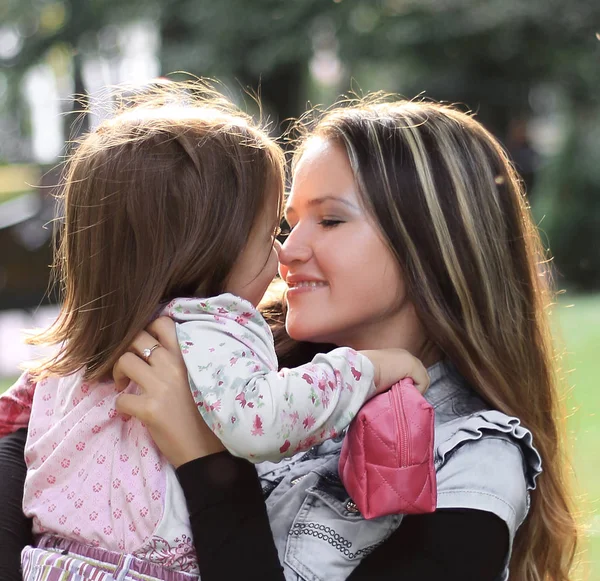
[29,82,285,381]
[279,97,578,580]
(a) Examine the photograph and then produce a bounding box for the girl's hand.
[359,348,430,395]
[113,316,225,468]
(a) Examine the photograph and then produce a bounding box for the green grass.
[0,295,598,578]
[553,295,600,580]
[0,376,14,393]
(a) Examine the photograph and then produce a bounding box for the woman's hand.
[113,316,225,468]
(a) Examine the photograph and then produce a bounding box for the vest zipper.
[290,474,309,485]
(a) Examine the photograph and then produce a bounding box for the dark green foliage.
[1,0,600,288]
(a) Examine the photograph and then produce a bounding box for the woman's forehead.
[290,138,354,188]
[293,136,342,171]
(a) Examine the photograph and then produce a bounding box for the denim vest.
[257,360,542,581]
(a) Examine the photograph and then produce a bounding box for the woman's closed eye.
[318,219,344,229]
[281,218,344,233]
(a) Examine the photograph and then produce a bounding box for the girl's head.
[280,98,577,580]
[31,82,284,381]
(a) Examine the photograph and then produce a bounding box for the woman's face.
[279,138,423,351]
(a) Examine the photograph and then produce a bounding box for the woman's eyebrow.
[285,195,360,218]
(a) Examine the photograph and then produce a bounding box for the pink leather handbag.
[338,378,437,519]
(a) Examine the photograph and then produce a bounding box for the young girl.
[0,83,428,579]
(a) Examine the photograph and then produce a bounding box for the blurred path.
[0,306,60,377]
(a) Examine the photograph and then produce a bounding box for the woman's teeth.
[290,281,327,288]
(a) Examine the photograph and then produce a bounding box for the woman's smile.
[284,275,329,295]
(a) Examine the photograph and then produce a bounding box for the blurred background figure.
[0,0,598,577]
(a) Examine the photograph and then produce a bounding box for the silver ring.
[142,343,161,363]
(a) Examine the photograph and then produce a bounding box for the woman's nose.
[277,229,312,267]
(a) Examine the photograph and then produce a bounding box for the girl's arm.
[0,429,34,581]
[165,295,427,463]
[166,295,378,462]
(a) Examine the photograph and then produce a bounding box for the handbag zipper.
[391,385,410,467]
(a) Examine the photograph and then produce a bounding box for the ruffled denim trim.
[435,409,543,490]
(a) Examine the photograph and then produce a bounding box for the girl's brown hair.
[29,82,285,381]
[284,98,578,580]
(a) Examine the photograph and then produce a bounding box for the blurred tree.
[534,107,600,290]
[5,0,598,141]
[335,1,599,131]
[1,0,599,289]
[331,0,600,289]
[158,0,346,128]
[0,0,155,308]
[1,0,154,139]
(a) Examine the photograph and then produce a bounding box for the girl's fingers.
[113,352,154,392]
[412,364,430,394]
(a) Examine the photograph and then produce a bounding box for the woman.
[0,98,578,580]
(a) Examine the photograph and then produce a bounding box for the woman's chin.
[286,320,319,343]
[286,320,337,345]
[285,325,312,342]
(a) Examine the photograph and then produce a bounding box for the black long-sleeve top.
[0,429,34,581]
[0,432,508,581]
